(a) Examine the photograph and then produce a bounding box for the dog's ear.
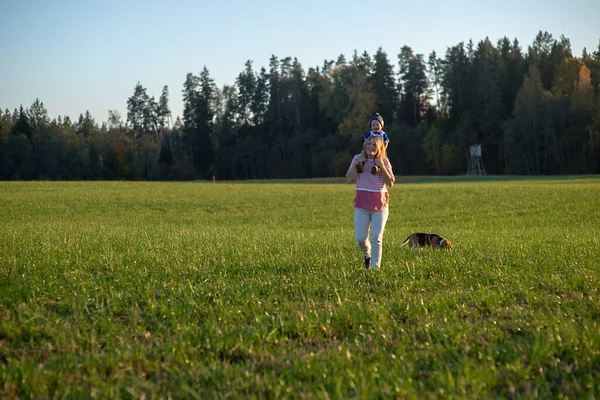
[445,240,453,252]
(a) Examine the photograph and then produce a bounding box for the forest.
[2,31,600,180]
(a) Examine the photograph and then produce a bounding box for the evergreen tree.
[526,31,572,92]
[471,38,504,171]
[510,65,548,174]
[427,50,444,116]
[371,47,398,125]
[442,42,472,130]
[127,82,163,177]
[583,40,600,93]
[196,67,216,177]
[182,68,216,178]
[497,38,525,121]
[593,39,600,61]
[1,111,8,178]
[108,110,123,130]
[236,60,257,127]
[352,50,372,72]
[27,98,49,133]
[338,67,376,141]
[251,67,268,127]
[182,72,200,175]
[157,85,171,131]
[12,106,33,140]
[329,54,353,128]
[127,83,150,133]
[587,85,600,172]
[4,106,34,178]
[278,56,296,137]
[566,61,594,171]
[214,84,238,179]
[290,58,309,136]
[77,111,96,138]
[267,55,282,136]
[398,46,430,127]
[305,64,335,134]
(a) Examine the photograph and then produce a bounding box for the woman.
[346,134,395,269]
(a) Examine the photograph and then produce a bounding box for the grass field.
[1,177,599,398]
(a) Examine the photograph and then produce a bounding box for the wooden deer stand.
[467,144,486,175]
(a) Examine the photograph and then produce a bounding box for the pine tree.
[472,38,503,171]
[251,67,268,127]
[586,85,600,172]
[267,55,282,136]
[290,58,308,135]
[427,50,444,115]
[5,106,34,178]
[27,99,49,133]
[442,42,472,130]
[236,60,256,127]
[338,68,376,140]
[157,85,171,131]
[182,72,200,174]
[196,67,216,177]
[182,68,216,178]
[127,83,150,133]
[371,47,398,125]
[497,38,525,121]
[398,46,430,127]
[512,65,547,174]
[12,106,33,140]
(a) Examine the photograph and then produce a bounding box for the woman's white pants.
[354,205,389,269]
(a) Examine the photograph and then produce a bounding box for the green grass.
[1,177,599,399]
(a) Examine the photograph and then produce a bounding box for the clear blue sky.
[1,0,599,124]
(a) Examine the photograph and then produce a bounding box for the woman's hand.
[373,156,384,168]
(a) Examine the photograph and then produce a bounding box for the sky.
[1,0,599,124]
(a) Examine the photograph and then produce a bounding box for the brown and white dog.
[400,233,453,252]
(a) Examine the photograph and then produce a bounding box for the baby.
[356,113,389,174]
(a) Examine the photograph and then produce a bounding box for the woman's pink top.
[347,155,393,211]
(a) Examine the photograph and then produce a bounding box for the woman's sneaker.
[364,257,370,269]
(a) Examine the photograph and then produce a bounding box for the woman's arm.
[346,156,359,183]
[375,157,395,188]
[346,154,364,183]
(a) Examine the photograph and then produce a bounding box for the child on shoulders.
[363,113,389,150]
[356,113,389,174]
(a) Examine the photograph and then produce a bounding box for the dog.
[400,233,453,252]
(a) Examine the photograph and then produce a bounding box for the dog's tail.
[400,235,411,247]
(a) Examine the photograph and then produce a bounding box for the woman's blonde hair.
[363,133,387,158]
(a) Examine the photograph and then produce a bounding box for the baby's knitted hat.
[369,113,384,128]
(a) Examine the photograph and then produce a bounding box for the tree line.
[2,31,600,180]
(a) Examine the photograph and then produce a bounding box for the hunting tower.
[467,144,486,175]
